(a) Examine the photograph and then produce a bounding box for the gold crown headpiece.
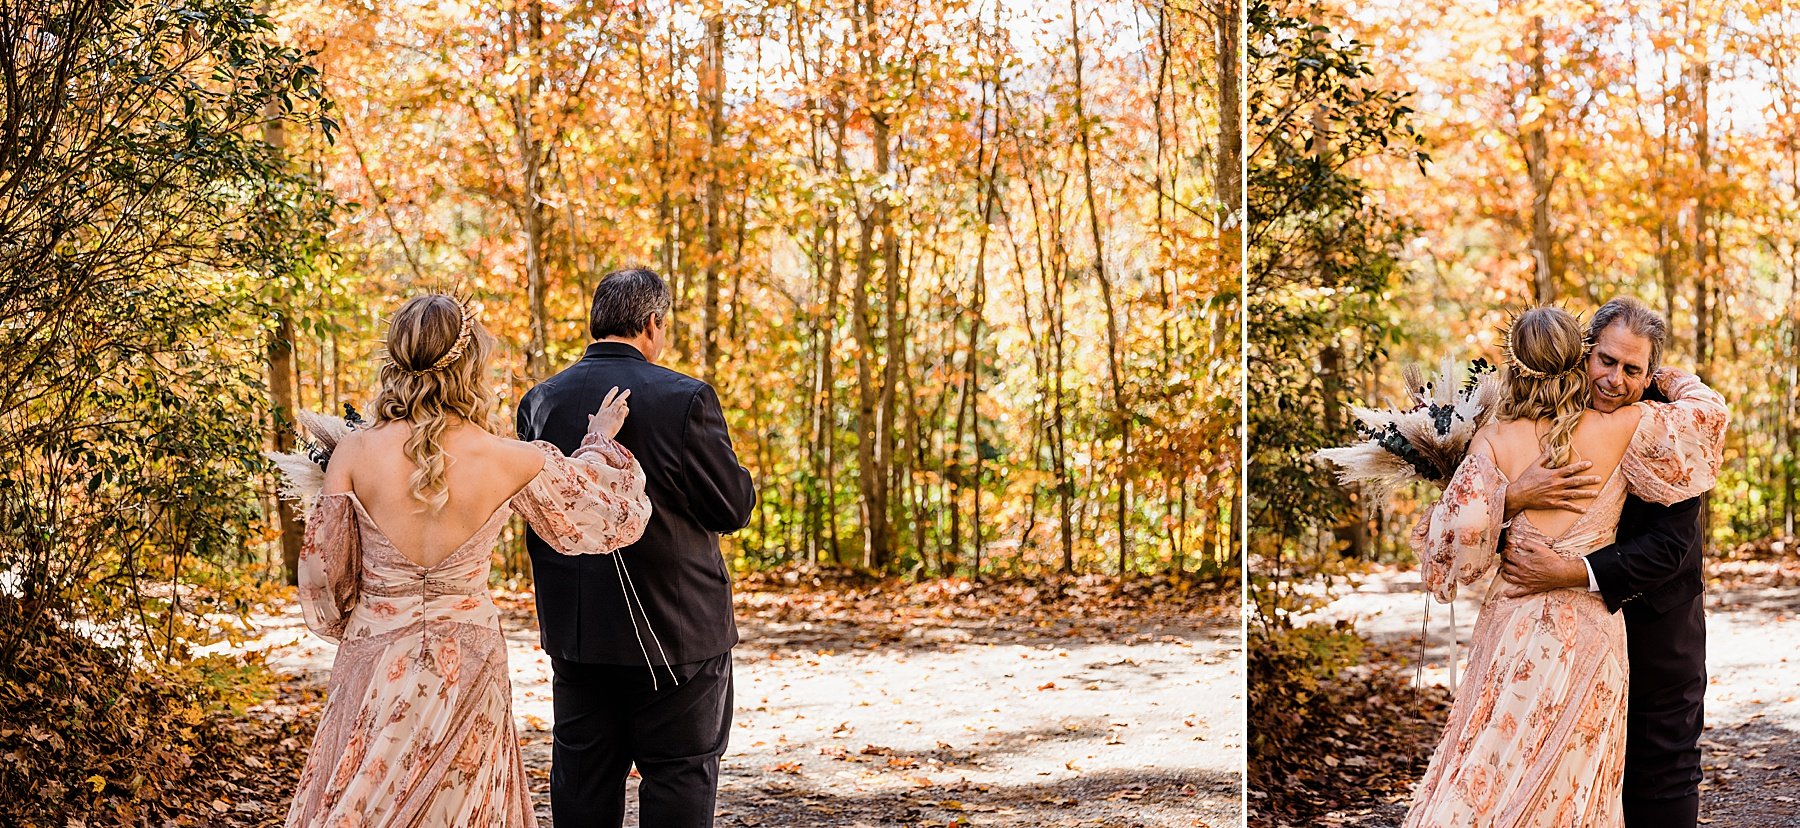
[1497,306,1591,381]
[386,295,479,376]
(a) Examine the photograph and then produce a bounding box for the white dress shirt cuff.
[1583,558,1600,592]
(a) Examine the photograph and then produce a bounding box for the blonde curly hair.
[1496,306,1592,468]
[372,294,495,511]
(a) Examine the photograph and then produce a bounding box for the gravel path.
[1287,562,1800,827]
[251,586,1243,828]
[1699,560,1800,828]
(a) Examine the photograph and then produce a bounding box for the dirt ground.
[249,578,1243,828]
[1285,560,1800,828]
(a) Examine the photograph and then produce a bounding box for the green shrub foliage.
[0,0,333,816]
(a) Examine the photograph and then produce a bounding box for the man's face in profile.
[1586,321,1655,413]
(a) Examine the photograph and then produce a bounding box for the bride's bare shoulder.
[1475,417,1533,449]
[1462,419,1513,466]
[472,430,551,478]
[320,426,378,491]
[348,420,407,450]
[1583,405,1647,436]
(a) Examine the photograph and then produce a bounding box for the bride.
[1402,307,1727,827]
[283,294,651,826]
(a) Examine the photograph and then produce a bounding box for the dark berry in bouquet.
[1313,357,1500,508]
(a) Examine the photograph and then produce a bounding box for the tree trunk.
[259,44,302,586]
[1052,246,1073,574]
[1788,141,1799,539]
[875,164,903,574]
[268,313,302,585]
[1321,343,1368,558]
[519,0,549,378]
[1787,263,1797,539]
[1004,209,1047,569]
[964,209,991,578]
[660,17,687,363]
[1155,2,1185,576]
[958,21,1000,578]
[852,202,890,570]
[1071,1,1130,576]
[809,210,844,566]
[699,13,726,380]
[1692,60,1714,377]
[851,0,901,572]
[1215,0,1242,222]
[1523,17,1558,304]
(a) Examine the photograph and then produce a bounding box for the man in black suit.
[516,267,755,828]
[1500,297,1711,828]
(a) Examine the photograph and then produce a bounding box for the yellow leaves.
[258,0,1237,580]
[1516,95,1549,131]
[85,775,106,794]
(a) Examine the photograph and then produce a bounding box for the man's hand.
[1503,447,1601,520]
[1500,538,1589,598]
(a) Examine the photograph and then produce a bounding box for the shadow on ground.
[531,768,1242,828]
[736,612,1234,655]
[1702,718,1800,828]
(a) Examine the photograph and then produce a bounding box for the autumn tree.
[275,0,1239,580]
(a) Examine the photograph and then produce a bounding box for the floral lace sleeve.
[511,434,652,555]
[1622,369,1729,505]
[1410,451,1508,604]
[297,494,361,643]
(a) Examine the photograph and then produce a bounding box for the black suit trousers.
[548,652,734,828]
[1622,592,1706,828]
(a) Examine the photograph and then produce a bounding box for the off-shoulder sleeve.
[1410,452,1508,604]
[511,434,652,555]
[298,494,361,643]
[1622,369,1729,505]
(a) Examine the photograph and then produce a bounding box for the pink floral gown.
[1402,370,1728,828]
[285,434,651,828]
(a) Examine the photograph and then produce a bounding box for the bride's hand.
[587,387,631,440]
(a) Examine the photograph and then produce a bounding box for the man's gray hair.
[1589,297,1668,373]
[590,267,672,340]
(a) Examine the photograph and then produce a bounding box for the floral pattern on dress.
[287,434,651,828]
[1622,369,1729,504]
[1410,451,1508,605]
[510,433,651,556]
[296,497,362,644]
[1402,369,1728,828]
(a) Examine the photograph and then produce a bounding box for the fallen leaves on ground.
[0,598,319,827]
[726,568,1236,651]
[1248,628,1451,828]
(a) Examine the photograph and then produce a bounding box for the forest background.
[272,0,1239,584]
[0,0,1238,821]
[1249,0,1800,823]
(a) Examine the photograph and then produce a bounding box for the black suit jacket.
[1587,495,1703,616]
[516,342,755,665]
[1584,383,1706,618]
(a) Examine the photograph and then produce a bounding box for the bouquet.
[267,403,367,517]
[1312,356,1500,507]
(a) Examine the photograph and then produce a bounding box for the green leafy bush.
[0,0,335,819]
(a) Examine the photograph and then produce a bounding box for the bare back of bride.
[1401,307,1728,828]
[282,295,652,827]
